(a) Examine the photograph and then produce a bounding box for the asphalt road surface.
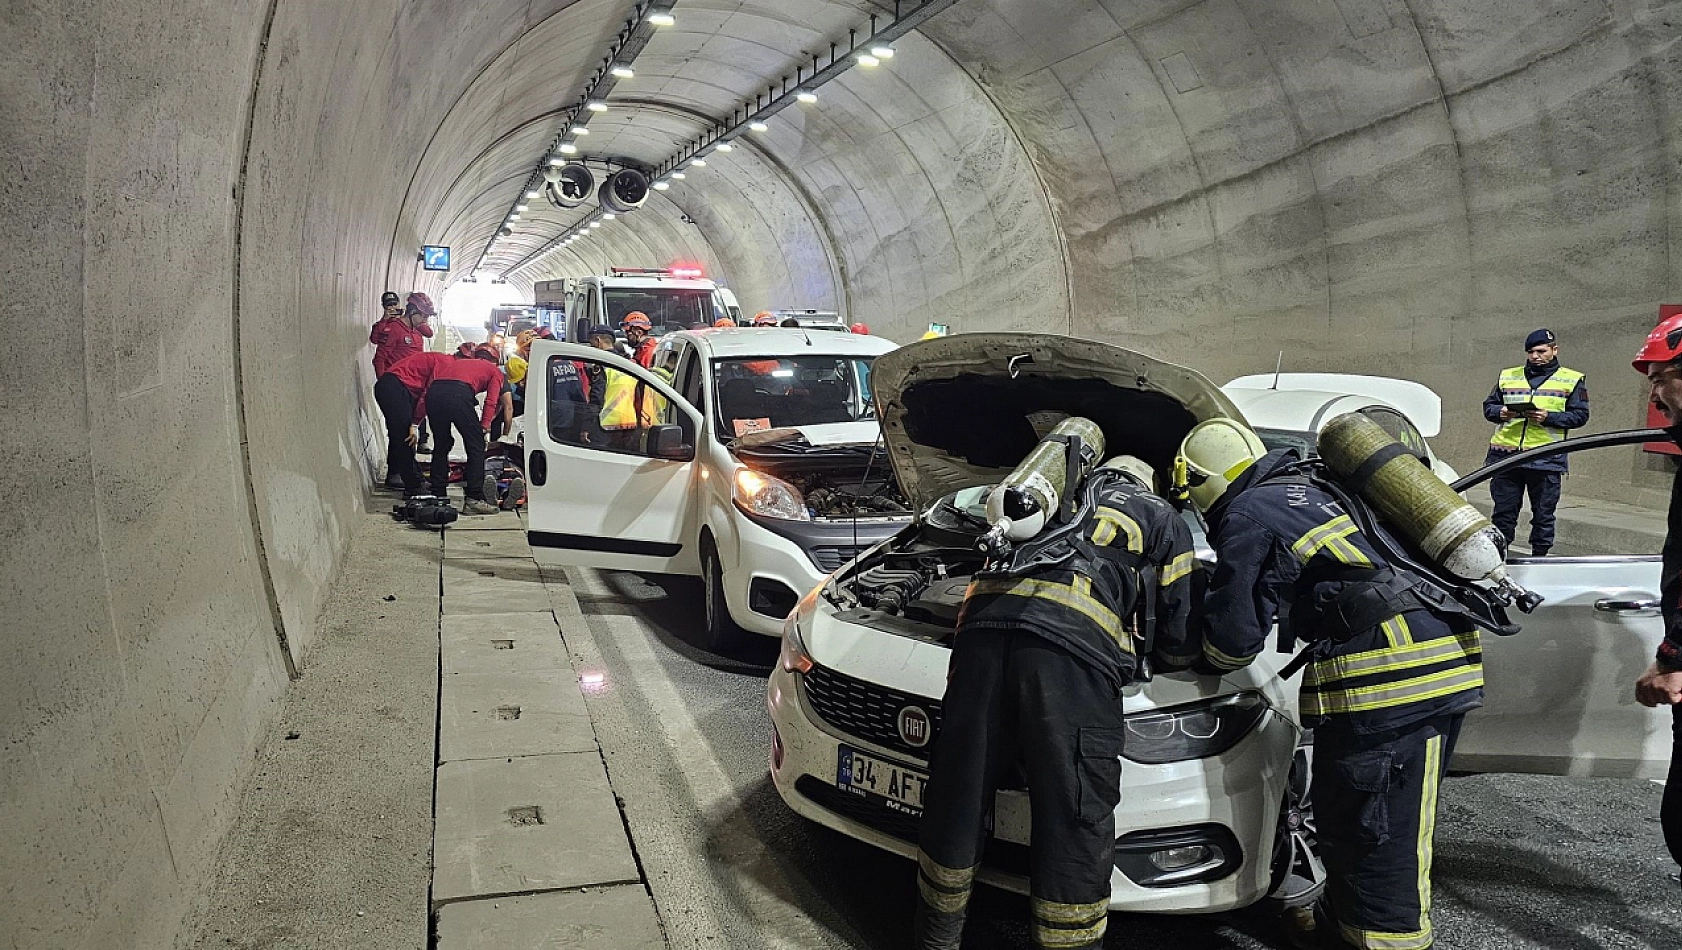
[556,566,1681,950]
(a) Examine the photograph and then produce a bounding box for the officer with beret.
[1481,328,1589,557]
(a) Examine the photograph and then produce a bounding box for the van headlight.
[1122,692,1269,764]
[734,468,810,521]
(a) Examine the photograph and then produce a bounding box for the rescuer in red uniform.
[622,311,656,368]
[425,346,504,515]
[373,351,454,496]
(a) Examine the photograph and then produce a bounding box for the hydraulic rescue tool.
[977,416,1105,559]
[392,495,458,529]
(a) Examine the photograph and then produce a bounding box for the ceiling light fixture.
[571,126,590,135]
[715,142,734,152]
[558,142,578,154]
[653,180,671,191]
[648,11,675,26]
[549,156,564,166]
[749,121,769,132]
[857,54,880,67]
[586,100,608,112]
[797,91,817,104]
[525,189,539,198]
[589,221,601,228]
[671,171,686,179]
[871,45,895,58]
[603,213,616,220]
[689,158,706,167]
[611,65,634,78]
[515,204,528,212]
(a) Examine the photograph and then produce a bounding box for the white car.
[1222,372,1458,482]
[768,333,1321,914]
[524,328,912,650]
[766,332,1672,917]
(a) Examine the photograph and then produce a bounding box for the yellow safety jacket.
[1488,365,1583,452]
[599,369,661,431]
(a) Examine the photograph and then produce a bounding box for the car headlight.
[779,587,818,674]
[1122,692,1269,764]
[734,468,810,521]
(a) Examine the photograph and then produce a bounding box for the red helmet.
[622,311,652,331]
[472,345,501,363]
[752,311,778,327]
[406,291,436,316]
[455,342,476,357]
[850,322,869,334]
[1633,313,1682,374]
[713,317,736,328]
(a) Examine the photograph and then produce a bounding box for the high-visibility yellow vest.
[599,369,665,431]
[1489,365,1583,452]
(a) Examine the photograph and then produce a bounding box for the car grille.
[808,545,864,572]
[803,665,943,760]
[793,776,1029,876]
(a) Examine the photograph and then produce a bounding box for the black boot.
[912,904,965,950]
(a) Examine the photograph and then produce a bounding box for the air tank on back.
[1317,412,1541,611]
[978,416,1105,557]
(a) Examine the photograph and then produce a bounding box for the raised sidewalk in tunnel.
[181,491,666,949]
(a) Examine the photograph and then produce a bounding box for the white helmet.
[1174,418,1267,512]
[1101,454,1156,492]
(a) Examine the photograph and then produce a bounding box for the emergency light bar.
[671,266,704,279]
[606,265,707,279]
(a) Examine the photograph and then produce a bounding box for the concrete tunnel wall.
[6,0,1682,946]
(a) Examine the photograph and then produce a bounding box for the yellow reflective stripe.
[1160,551,1195,586]
[916,851,974,914]
[1032,918,1108,949]
[1092,506,1142,553]
[1202,639,1253,671]
[1291,515,1353,560]
[967,578,1130,651]
[1380,614,1412,649]
[1302,664,1483,716]
[1030,896,1110,924]
[1338,924,1433,950]
[1418,732,1442,932]
[1290,516,1372,567]
[1307,632,1481,685]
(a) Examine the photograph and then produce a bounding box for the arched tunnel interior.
[7,0,1682,943]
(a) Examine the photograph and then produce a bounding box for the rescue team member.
[1177,418,1483,950]
[425,345,504,515]
[373,349,454,496]
[598,360,668,453]
[622,311,656,368]
[1481,328,1589,556]
[713,317,736,328]
[1630,313,1682,884]
[850,322,869,334]
[914,456,1196,950]
[751,311,778,327]
[371,291,435,375]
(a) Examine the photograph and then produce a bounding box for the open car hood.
[870,333,1248,510]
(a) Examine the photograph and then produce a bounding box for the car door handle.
[1593,598,1662,613]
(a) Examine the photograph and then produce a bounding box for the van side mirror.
[648,424,693,461]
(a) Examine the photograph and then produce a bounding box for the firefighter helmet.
[1101,454,1156,493]
[405,291,436,316]
[621,312,652,331]
[752,311,778,327]
[713,317,736,328]
[850,322,869,334]
[472,344,501,363]
[1174,418,1267,513]
[1633,313,1682,374]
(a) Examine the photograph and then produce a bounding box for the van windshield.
[712,355,877,439]
[604,288,719,334]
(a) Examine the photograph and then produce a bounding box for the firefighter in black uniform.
[1174,418,1483,950]
[914,455,1199,950]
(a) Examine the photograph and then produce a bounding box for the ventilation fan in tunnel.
[497,226,512,237]
[598,168,649,214]
[544,163,595,209]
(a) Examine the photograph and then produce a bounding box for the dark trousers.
[426,381,487,500]
[1314,714,1461,950]
[374,374,422,496]
[914,629,1125,950]
[1666,706,1682,868]
[1489,468,1561,553]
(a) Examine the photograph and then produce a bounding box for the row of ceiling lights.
[493,0,963,279]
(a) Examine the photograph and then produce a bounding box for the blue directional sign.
[421,245,451,272]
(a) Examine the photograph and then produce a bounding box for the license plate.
[837,745,927,814]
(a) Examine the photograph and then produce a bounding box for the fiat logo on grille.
[898,706,932,748]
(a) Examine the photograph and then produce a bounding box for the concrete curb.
[431,519,668,949]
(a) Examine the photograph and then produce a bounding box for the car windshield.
[604,289,718,335]
[1257,426,1317,456]
[712,355,877,439]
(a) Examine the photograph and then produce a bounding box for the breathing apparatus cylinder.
[978,416,1105,556]
[1317,412,1540,611]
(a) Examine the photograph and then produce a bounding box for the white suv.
[525,328,911,649]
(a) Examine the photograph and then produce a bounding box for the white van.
[524,328,909,649]
[564,267,729,341]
